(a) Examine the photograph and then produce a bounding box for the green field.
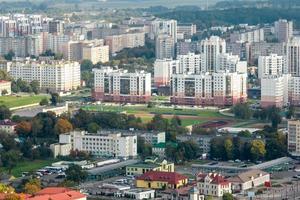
[0,159,55,177]
[0,95,49,108]
[82,104,237,127]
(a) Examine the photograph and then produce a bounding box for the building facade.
[0,80,11,95]
[154,59,178,87]
[275,19,293,42]
[258,54,285,78]
[59,130,137,158]
[93,67,151,103]
[171,72,247,106]
[288,120,300,157]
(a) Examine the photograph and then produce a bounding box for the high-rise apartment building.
[155,35,175,59]
[93,67,151,103]
[200,36,226,72]
[230,28,264,43]
[149,19,177,42]
[177,52,204,74]
[285,37,300,76]
[9,59,81,92]
[216,53,247,73]
[82,44,109,64]
[171,72,247,106]
[258,54,285,78]
[275,19,293,42]
[154,59,178,87]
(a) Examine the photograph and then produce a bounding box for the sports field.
[0,95,49,108]
[82,104,241,127]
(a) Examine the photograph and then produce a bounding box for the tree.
[223,193,234,200]
[147,114,169,131]
[4,193,22,200]
[0,105,11,120]
[137,136,152,159]
[50,93,60,106]
[39,98,49,106]
[30,80,40,94]
[24,178,41,195]
[1,150,21,174]
[81,59,93,71]
[232,103,252,119]
[87,122,100,133]
[0,184,15,193]
[15,121,32,136]
[54,118,73,135]
[250,140,266,161]
[224,138,233,160]
[204,196,213,200]
[286,106,295,119]
[65,164,87,183]
[1,89,8,96]
[170,115,182,127]
[270,112,282,129]
[4,50,15,61]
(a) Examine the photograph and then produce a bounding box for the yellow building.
[126,159,174,176]
[136,171,188,190]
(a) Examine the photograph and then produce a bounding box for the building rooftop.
[136,171,187,185]
[127,162,160,169]
[197,173,230,185]
[229,169,269,183]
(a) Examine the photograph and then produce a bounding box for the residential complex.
[57,130,137,158]
[93,67,151,103]
[154,59,178,87]
[155,34,175,59]
[258,54,285,78]
[171,72,247,106]
[8,58,81,92]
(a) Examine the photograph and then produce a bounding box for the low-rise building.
[58,130,137,158]
[196,173,232,197]
[123,189,155,200]
[228,169,270,192]
[50,143,72,158]
[126,159,174,176]
[136,171,188,189]
[0,119,17,134]
[0,80,11,95]
[152,142,166,158]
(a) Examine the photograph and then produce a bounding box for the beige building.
[0,80,11,95]
[50,143,72,158]
[288,120,300,157]
[9,58,81,92]
[0,119,17,134]
[82,44,109,64]
[229,169,270,192]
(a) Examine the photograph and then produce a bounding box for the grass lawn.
[0,159,55,177]
[0,95,49,108]
[82,104,240,127]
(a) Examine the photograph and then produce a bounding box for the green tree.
[39,98,49,106]
[232,103,252,119]
[15,121,32,136]
[87,122,100,133]
[137,136,152,159]
[30,80,40,94]
[4,50,15,61]
[250,140,266,161]
[224,138,233,160]
[147,114,169,131]
[286,106,295,119]
[0,105,11,120]
[1,89,8,96]
[223,193,234,200]
[50,93,60,106]
[65,164,87,183]
[81,59,93,71]
[23,178,41,195]
[1,150,21,174]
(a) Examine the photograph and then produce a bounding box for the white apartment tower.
[285,37,300,76]
[200,36,226,72]
[258,54,285,78]
[150,19,177,42]
[177,52,204,74]
[154,59,179,87]
[275,19,293,42]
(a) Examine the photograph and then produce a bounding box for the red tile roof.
[136,171,188,185]
[197,173,230,185]
[31,187,86,200]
